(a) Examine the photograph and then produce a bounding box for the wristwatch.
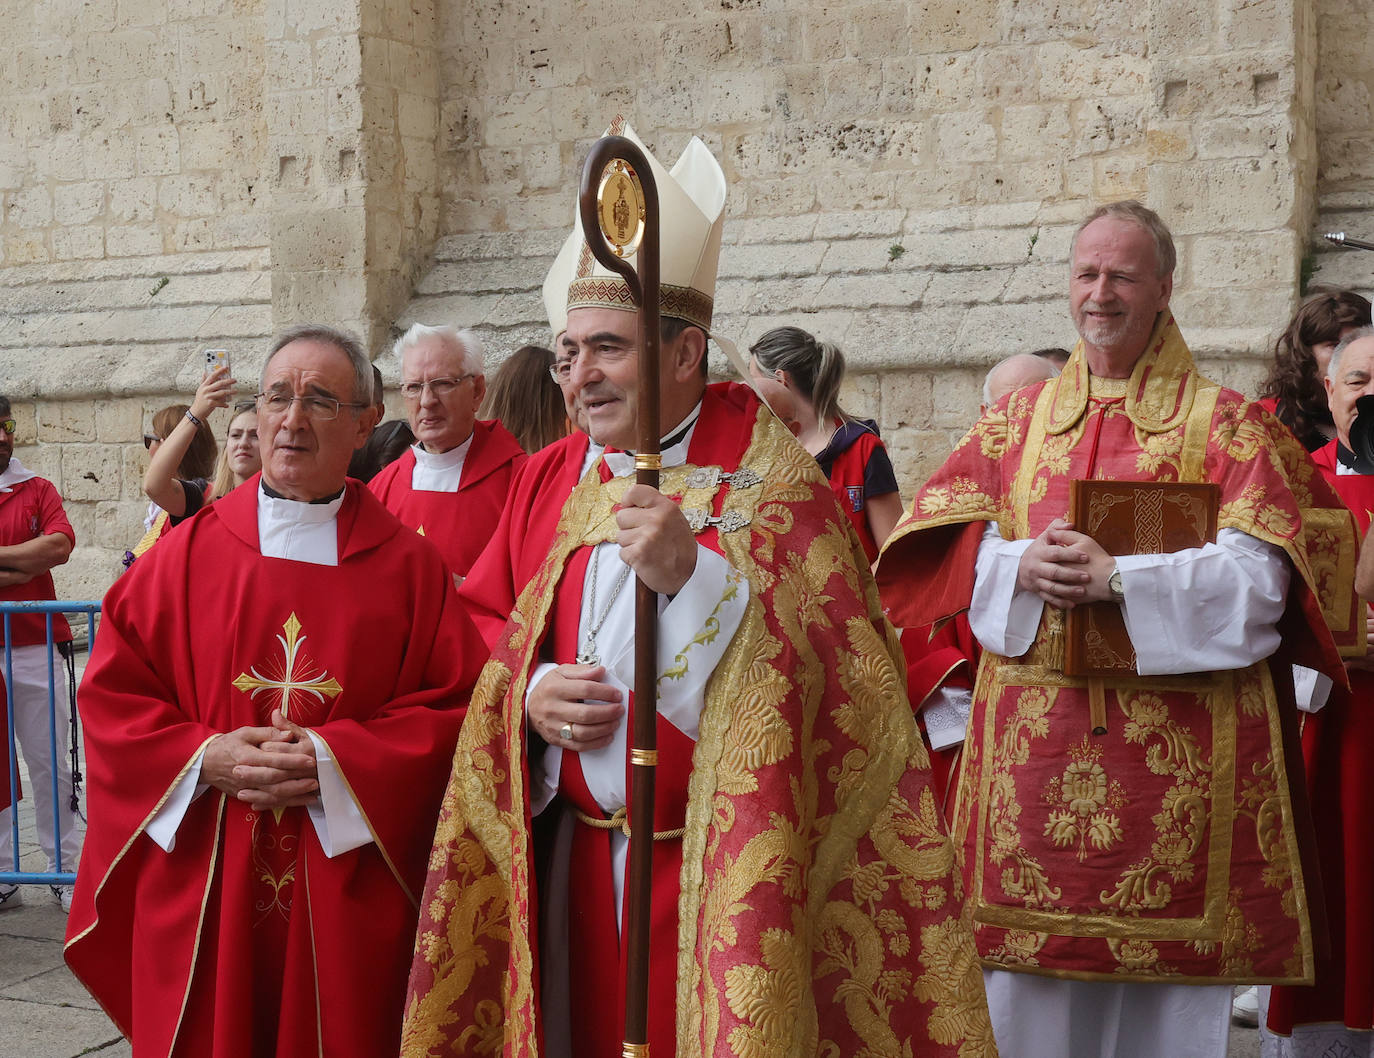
[1108,566,1124,602]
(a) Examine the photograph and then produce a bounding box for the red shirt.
[0,475,74,646]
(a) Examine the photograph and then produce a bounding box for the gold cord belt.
[573,805,685,842]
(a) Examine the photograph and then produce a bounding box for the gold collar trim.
[1047,313,1198,436]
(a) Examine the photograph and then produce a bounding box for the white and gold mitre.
[543,117,727,337]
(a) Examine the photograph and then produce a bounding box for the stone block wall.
[0,0,269,266]
[1309,0,1374,292]
[408,0,1340,492]
[1,0,1373,597]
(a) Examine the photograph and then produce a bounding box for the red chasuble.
[1269,441,1374,1033]
[404,382,997,1057]
[877,314,1360,984]
[64,477,484,1058]
[368,419,526,578]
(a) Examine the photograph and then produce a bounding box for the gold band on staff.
[622,1044,650,1058]
[630,748,658,767]
[634,453,662,471]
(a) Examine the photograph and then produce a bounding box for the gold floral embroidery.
[1028,430,1076,504]
[1134,425,1184,477]
[914,917,999,1058]
[1099,692,1210,914]
[983,929,1047,967]
[1043,736,1128,862]
[987,686,1062,907]
[917,477,1001,521]
[1109,938,1176,976]
[724,928,805,1058]
[1220,483,1299,540]
[715,616,793,798]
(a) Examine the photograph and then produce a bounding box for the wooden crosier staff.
[577,134,661,1058]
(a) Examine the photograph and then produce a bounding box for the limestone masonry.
[1,0,1372,597]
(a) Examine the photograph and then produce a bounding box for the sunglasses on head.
[143,433,161,450]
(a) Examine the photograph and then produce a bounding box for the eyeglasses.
[548,347,633,384]
[143,433,161,450]
[0,419,15,436]
[255,393,369,421]
[399,375,474,400]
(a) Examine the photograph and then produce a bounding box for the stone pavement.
[0,799,125,1058]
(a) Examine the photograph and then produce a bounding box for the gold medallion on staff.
[596,160,646,258]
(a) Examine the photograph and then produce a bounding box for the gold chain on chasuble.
[228,612,342,926]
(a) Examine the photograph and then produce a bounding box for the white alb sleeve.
[922,686,973,750]
[303,730,373,857]
[603,545,749,741]
[1114,528,1289,675]
[969,523,1044,658]
[144,751,210,853]
[1292,666,1334,714]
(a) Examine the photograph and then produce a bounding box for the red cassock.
[64,478,484,1058]
[1269,441,1374,1034]
[368,419,527,578]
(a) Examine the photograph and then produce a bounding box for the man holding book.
[877,201,1360,1058]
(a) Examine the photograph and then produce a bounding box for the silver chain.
[577,547,634,665]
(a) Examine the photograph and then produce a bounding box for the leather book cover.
[1062,479,1220,677]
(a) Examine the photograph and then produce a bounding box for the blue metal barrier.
[1,599,100,888]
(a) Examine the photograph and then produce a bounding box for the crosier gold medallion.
[596,159,645,258]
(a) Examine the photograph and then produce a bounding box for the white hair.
[1327,325,1374,381]
[982,354,1060,407]
[392,323,485,377]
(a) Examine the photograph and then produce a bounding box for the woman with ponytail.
[749,325,902,562]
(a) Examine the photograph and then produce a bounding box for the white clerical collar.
[580,440,606,479]
[0,457,38,492]
[410,433,473,493]
[257,481,346,565]
[602,402,703,479]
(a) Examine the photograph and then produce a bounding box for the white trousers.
[984,969,1231,1058]
[0,642,83,872]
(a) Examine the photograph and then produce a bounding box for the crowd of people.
[0,120,1369,1058]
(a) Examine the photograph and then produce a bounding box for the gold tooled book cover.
[1063,479,1220,677]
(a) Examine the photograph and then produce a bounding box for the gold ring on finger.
[559,722,575,742]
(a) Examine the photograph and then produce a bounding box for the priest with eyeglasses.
[66,324,484,1058]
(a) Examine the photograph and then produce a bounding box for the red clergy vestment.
[1269,441,1374,1033]
[878,314,1359,984]
[64,477,484,1058]
[406,382,997,1058]
[368,419,526,578]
